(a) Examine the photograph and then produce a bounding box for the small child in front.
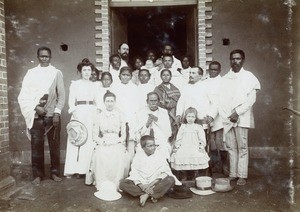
[170,107,209,180]
[120,135,181,207]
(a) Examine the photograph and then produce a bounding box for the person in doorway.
[119,135,181,207]
[146,49,157,63]
[218,49,260,186]
[118,42,130,66]
[161,44,182,71]
[18,46,65,185]
[64,58,99,183]
[180,55,192,85]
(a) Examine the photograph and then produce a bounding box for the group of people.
[18,43,260,206]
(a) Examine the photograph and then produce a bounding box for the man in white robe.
[176,66,213,129]
[206,61,228,174]
[219,49,260,186]
[120,135,181,207]
[18,46,65,185]
[135,92,172,160]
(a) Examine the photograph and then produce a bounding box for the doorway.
[110,5,197,66]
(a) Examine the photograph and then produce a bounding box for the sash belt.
[76,101,93,105]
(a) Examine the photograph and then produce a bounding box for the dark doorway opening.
[110,5,197,66]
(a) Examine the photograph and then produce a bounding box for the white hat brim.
[190,187,215,196]
[94,191,122,201]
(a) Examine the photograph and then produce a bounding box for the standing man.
[206,61,228,174]
[18,46,65,185]
[118,42,130,67]
[176,66,211,128]
[218,49,260,186]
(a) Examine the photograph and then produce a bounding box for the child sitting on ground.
[170,107,209,180]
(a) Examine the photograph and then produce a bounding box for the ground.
[0,159,299,212]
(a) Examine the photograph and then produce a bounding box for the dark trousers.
[119,176,175,199]
[30,116,60,178]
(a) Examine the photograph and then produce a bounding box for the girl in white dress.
[170,107,209,180]
[64,58,99,182]
[89,91,130,190]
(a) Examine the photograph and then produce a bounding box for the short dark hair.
[209,61,221,70]
[109,54,121,63]
[140,135,154,148]
[77,58,95,73]
[103,90,116,101]
[101,72,113,83]
[162,53,173,61]
[37,46,51,57]
[119,66,132,76]
[138,69,151,77]
[146,91,160,102]
[160,69,172,77]
[163,43,173,50]
[230,49,245,60]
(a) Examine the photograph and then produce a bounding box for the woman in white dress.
[64,58,98,181]
[89,91,130,190]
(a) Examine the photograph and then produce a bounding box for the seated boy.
[119,135,181,207]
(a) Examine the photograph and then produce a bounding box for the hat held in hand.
[66,120,88,147]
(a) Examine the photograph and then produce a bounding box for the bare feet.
[51,174,62,182]
[139,193,149,207]
[32,177,41,185]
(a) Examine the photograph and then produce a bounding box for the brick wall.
[197,0,212,74]
[0,0,15,195]
[0,0,9,182]
[95,0,110,73]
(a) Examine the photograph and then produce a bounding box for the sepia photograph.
[0,0,299,211]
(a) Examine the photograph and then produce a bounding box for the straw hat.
[190,176,215,196]
[212,178,234,192]
[66,120,88,147]
[94,181,122,201]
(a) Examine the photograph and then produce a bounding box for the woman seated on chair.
[87,90,130,190]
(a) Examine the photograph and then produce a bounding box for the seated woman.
[87,91,130,191]
[154,69,181,141]
[64,58,99,182]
